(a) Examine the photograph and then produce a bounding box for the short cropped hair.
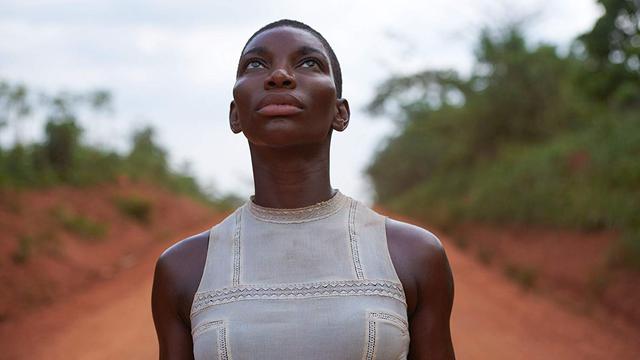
[238,19,343,98]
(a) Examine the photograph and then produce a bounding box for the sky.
[0,0,601,203]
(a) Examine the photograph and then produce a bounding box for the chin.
[245,130,330,149]
[243,119,331,148]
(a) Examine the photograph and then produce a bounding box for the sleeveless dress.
[190,190,410,359]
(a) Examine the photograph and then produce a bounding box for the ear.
[332,98,350,132]
[229,100,242,134]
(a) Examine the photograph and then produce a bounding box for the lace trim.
[370,311,409,333]
[191,279,406,317]
[365,318,377,360]
[192,319,224,337]
[191,320,230,360]
[247,190,348,223]
[232,210,241,286]
[218,326,230,360]
[348,199,364,280]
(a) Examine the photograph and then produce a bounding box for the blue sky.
[0,0,600,202]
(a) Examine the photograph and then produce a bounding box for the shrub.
[51,206,107,241]
[504,263,538,290]
[114,195,152,224]
[11,234,34,264]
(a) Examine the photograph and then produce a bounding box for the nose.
[264,68,296,90]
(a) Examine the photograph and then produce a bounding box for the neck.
[249,140,334,209]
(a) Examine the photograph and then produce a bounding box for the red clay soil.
[0,180,222,321]
[1,198,639,359]
[448,222,640,334]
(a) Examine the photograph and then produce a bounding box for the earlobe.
[332,98,350,132]
[229,101,242,134]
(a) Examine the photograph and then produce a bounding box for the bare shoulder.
[153,230,210,325]
[384,217,453,316]
[385,217,446,259]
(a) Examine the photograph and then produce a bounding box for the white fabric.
[191,191,410,359]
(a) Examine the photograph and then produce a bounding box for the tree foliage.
[367,2,640,268]
[576,0,640,106]
[0,83,236,208]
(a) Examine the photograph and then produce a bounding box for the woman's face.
[230,26,348,147]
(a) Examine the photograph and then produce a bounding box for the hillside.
[0,180,225,322]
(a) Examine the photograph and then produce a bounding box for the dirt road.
[1,229,638,359]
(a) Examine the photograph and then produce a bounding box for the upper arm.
[151,231,209,360]
[386,218,455,360]
[152,253,195,360]
[408,231,455,360]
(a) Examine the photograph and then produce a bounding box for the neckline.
[247,190,348,223]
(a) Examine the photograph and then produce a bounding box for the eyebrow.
[242,46,268,57]
[242,45,328,61]
[295,46,326,58]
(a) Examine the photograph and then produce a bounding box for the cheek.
[232,80,253,120]
[306,77,337,120]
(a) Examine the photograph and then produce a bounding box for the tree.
[127,126,169,180]
[40,90,112,181]
[0,81,32,145]
[576,0,640,107]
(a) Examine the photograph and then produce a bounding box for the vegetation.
[11,230,61,264]
[0,82,239,209]
[114,195,153,224]
[51,206,108,241]
[367,0,640,269]
[504,263,538,290]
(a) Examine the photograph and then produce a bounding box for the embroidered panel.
[192,279,406,316]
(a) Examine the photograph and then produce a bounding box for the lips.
[256,94,304,117]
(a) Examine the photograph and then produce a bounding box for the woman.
[152,19,455,360]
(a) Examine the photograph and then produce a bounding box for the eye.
[246,60,265,70]
[300,58,320,68]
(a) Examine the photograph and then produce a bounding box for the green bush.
[114,195,152,224]
[504,263,538,290]
[11,234,34,264]
[51,206,107,241]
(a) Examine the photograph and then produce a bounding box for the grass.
[51,206,107,241]
[11,234,34,264]
[451,235,469,250]
[10,230,62,264]
[503,263,538,290]
[114,195,152,224]
[586,268,610,301]
[476,246,495,265]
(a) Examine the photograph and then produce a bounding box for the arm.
[385,218,455,360]
[408,231,455,359]
[151,253,195,360]
[151,231,209,360]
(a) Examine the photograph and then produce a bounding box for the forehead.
[242,26,328,57]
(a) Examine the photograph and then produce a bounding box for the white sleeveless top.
[190,190,410,359]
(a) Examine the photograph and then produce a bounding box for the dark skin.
[152,26,455,360]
